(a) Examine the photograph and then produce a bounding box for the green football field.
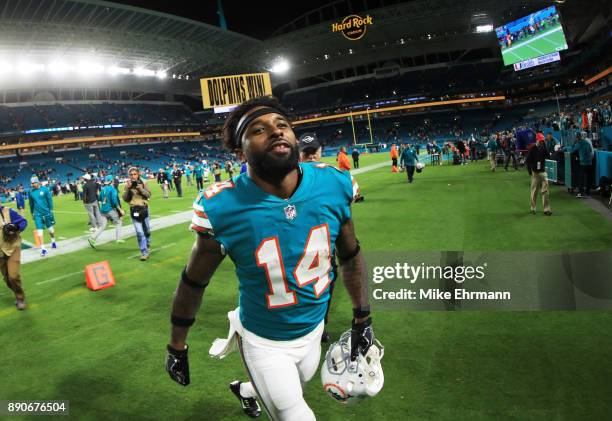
[2,153,612,420]
[501,24,568,66]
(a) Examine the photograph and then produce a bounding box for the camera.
[131,180,139,188]
[2,223,18,238]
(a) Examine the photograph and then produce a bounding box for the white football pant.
[237,323,323,421]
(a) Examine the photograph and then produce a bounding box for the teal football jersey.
[190,163,354,340]
[29,186,53,216]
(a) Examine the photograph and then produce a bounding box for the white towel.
[208,308,241,359]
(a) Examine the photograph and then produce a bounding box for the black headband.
[233,106,289,149]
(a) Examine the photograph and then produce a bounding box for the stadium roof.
[0,0,262,77]
[252,0,610,85]
[249,0,548,82]
[0,0,608,103]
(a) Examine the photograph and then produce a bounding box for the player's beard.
[248,143,299,186]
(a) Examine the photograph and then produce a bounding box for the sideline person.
[400,142,419,183]
[122,167,152,261]
[0,203,28,310]
[526,137,552,215]
[88,175,125,248]
[83,173,104,233]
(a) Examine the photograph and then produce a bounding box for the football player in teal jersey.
[166,97,374,420]
[88,175,124,248]
[28,176,57,256]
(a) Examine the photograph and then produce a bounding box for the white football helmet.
[416,162,425,170]
[321,330,384,404]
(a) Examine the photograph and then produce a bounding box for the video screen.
[496,5,568,66]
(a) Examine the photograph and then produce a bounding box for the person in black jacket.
[351,148,360,168]
[82,174,104,232]
[456,140,467,164]
[172,165,183,198]
[503,134,518,171]
[526,136,552,215]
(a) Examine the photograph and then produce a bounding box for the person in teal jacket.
[545,133,559,154]
[193,164,204,191]
[88,175,125,248]
[570,132,595,198]
[28,176,57,257]
[165,166,174,191]
[486,135,500,171]
[400,142,419,183]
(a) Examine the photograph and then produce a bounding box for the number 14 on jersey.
[255,224,332,309]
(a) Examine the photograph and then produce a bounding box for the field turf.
[2,152,612,420]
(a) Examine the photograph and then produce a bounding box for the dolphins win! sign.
[200,72,273,109]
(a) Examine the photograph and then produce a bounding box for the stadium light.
[107,65,130,76]
[134,67,155,77]
[269,58,290,74]
[17,61,45,75]
[0,62,12,75]
[78,61,104,75]
[476,24,494,33]
[48,61,75,76]
[0,58,170,79]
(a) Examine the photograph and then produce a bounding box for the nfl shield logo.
[284,204,297,220]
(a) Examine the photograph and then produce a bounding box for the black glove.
[166,344,190,386]
[2,223,19,237]
[350,317,374,361]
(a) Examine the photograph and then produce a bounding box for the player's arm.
[166,233,225,386]
[335,218,374,361]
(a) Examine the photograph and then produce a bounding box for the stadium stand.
[0,103,196,133]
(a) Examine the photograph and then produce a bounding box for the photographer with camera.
[122,167,152,261]
[0,203,28,310]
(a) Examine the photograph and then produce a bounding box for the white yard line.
[350,161,389,175]
[526,44,545,57]
[37,271,84,285]
[126,242,176,259]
